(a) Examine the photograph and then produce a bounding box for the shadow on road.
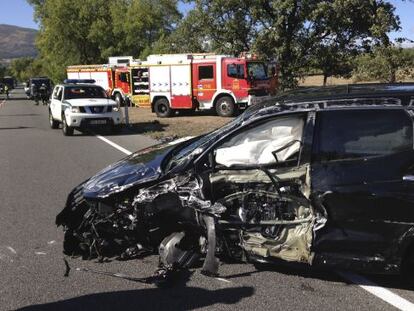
[72,122,168,137]
[0,114,41,117]
[0,96,33,101]
[0,126,33,130]
[17,285,254,311]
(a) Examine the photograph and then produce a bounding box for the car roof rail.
[279,97,408,110]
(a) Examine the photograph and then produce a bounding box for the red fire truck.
[67,64,131,106]
[130,53,273,117]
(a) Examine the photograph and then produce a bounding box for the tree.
[176,0,400,89]
[252,0,400,89]
[9,57,45,82]
[353,46,414,83]
[111,0,182,59]
[307,0,400,85]
[27,0,181,81]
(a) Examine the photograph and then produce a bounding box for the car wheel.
[154,98,173,118]
[115,93,124,107]
[62,115,74,136]
[49,110,59,129]
[215,96,235,117]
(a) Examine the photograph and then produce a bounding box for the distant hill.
[0,24,37,59]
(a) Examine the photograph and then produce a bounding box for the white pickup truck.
[48,82,122,136]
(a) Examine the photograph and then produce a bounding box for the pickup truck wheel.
[154,98,173,118]
[115,93,124,107]
[49,110,59,129]
[215,96,235,117]
[62,115,74,136]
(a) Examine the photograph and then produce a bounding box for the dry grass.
[127,107,233,140]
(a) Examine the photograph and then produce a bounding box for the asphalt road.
[1,88,414,311]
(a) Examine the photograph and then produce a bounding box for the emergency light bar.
[63,79,96,84]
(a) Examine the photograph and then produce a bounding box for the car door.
[192,63,216,106]
[311,108,414,261]
[194,112,317,263]
[50,86,63,121]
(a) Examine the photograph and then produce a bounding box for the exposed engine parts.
[57,167,315,285]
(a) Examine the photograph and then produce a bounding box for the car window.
[227,64,245,79]
[64,86,107,99]
[199,65,214,80]
[314,109,413,162]
[214,115,305,167]
[53,87,62,100]
[247,62,268,80]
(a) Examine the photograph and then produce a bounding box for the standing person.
[4,84,9,99]
[39,83,48,105]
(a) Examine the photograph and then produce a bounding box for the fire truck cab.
[67,62,131,107]
[131,53,272,117]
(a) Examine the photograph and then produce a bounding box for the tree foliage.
[27,0,403,88]
[353,46,414,83]
[8,57,45,82]
[28,0,181,81]
[166,1,400,89]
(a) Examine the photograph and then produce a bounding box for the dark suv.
[56,83,414,283]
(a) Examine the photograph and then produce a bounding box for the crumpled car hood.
[82,143,175,199]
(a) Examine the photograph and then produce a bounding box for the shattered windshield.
[164,115,244,171]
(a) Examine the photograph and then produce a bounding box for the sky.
[0,0,413,42]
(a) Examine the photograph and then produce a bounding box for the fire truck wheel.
[115,93,124,107]
[215,96,235,117]
[154,98,173,118]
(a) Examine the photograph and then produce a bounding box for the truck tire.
[115,93,123,107]
[62,115,74,136]
[215,96,235,117]
[49,110,59,129]
[154,98,173,118]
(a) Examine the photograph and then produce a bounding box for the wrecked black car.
[56,83,414,284]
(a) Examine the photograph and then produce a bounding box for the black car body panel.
[56,83,414,283]
[82,143,174,199]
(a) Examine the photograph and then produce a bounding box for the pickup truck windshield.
[64,86,108,100]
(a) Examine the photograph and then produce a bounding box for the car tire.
[154,98,173,118]
[62,115,74,136]
[215,96,235,117]
[115,93,123,107]
[49,110,59,129]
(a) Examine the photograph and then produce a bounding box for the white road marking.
[338,271,414,311]
[47,240,56,245]
[35,251,47,255]
[95,135,132,155]
[215,277,232,284]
